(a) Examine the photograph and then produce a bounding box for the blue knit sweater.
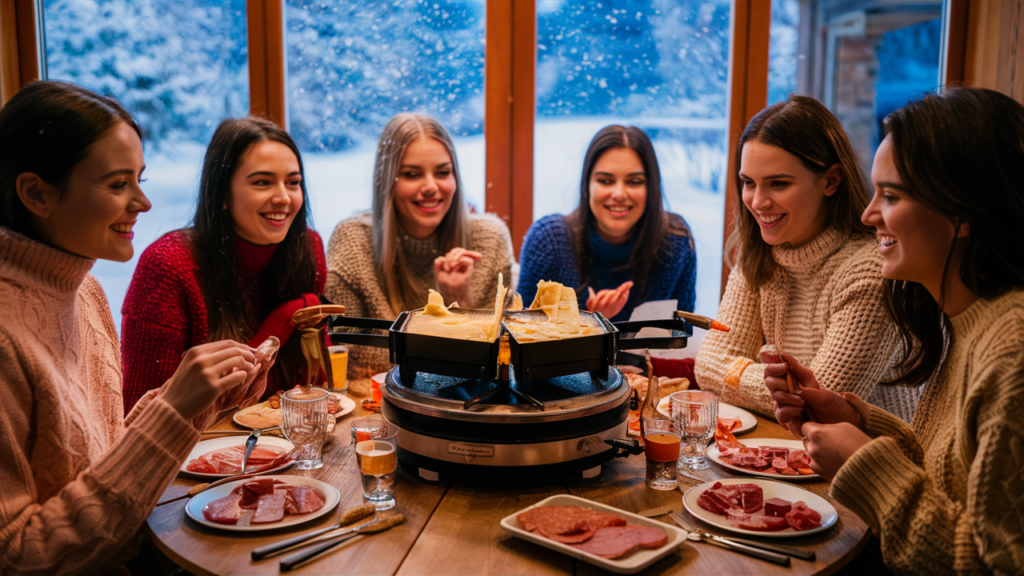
[517,214,697,322]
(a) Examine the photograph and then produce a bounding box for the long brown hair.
[371,113,469,313]
[882,88,1024,387]
[191,117,318,385]
[565,125,691,301]
[727,96,872,289]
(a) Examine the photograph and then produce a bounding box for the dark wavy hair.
[565,125,691,302]
[727,95,873,289]
[881,88,1024,387]
[190,117,318,386]
[0,81,141,237]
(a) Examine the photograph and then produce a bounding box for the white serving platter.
[682,478,837,538]
[185,475,340,532]
[706,438,820,481]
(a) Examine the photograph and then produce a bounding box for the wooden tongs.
[291,305,347,387]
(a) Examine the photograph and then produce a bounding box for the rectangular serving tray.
[499,494,687,574]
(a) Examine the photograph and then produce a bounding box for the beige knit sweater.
[324,212,514,376]
[0,227,199,576]
[831,289,1024,575]
[695,227,918,420]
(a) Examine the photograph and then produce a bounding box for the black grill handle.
[612,318,692,335]
[328,332,390,349]
[327,315,393,349]
[604,437,644,458]
[617,336,688,350]
[328,315,395,331]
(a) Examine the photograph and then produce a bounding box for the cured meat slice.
[186,445,288,475]
[203,493,244,525]
[697,488,732,515]
[252,491,288,524]
[785,501,822,531]
[764,498,792,517]
[284,485,328,514]
[570,526,668,559]
[517,506,626,543]
[771,458,789,471]
[240,478,280,509]
[759,446,788,459]
[723,510,790,532]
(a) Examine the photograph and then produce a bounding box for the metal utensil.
[669,513,789,566]
[279,514,406,572]
[253,514,379,560]
[240,428,261,474]
[200,426,281,437]
[670,513,815,560]
[636,505,675,518]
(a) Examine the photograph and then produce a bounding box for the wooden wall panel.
[0,0,20,104]
[247,0,286,126]
[509,0,535,255]
[484,0,513,224]
[964,0,1024,104]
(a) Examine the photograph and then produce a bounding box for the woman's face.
[32,121,151,262]
[393,137,456,240]
[739,140,841,247]
[227,140,304,246]
[588,146,647,244]
[862,135,959,287]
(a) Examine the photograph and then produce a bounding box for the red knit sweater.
[120,230,326,414]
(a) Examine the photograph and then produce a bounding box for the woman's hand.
[586,281,633,319]
[215,337,280,413]
[158,340,258,422]
[764,354,865,436]
[435,247,482,307]
[800,421,872,480]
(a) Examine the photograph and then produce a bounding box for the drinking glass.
[328,345,349,392]
[670,390,719,470]
[355,427,399,510]
[281,387,330,470]
[641,417,680,490]
[350,418,387,447]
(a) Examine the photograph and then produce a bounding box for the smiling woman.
[120,117,327,413]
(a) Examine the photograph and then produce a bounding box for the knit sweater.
[121,230,326,413]
[695,227,918,420]
[0,226,199,576]
[517,214,697,321]
[831,289,1024,575]
[324,211,515,376]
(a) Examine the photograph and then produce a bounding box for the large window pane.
[534,0,730,319]
[285,0,486,230]
[767,0,944,176]
[42,0,250,330]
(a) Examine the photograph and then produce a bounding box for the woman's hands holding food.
[586,281,633,319]
[435,247,482,307]
[799,422,872,480]
[159,340,260,422]
[763,354,867,436]
[214,337,279,414]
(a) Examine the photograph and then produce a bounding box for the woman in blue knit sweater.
[518,125,697,322]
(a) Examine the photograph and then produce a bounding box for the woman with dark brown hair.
[695,95,918,419]
[518,124,696,321]
[767,88,1024,575]
[121,116,326,412]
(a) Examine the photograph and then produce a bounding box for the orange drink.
[644,432,681,462]
[642,417,679,490]
[328,345,349,391]
[357,440,398,475]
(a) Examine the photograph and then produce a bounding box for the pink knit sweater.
[0,227,199,576]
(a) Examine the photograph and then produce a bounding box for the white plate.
[233,392,356,429]
[185,475,340,532]
[706,438,820,481]
[180,436,295,479]
[682,478,837,538]
[500,494,687,575]
[657,398,758,435]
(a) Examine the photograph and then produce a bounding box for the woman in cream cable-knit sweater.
[326,114,513,376]
[0,82,271,575]
[768,88,1024,575]
[695,96,918,421]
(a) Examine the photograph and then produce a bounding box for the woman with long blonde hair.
[325,113,514,375]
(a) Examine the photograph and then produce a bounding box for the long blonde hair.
[371,113,469,313]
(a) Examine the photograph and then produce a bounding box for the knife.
[670,513,789,566]
[240,428,261,474]
[670,512,812,561]
[637,505,674,518]
[251,504,377,560]
[280,514,406,572]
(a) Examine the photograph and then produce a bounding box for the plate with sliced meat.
[683,478,837,538]
[500,494,687,574]
[181,436,295,479]
[657,398,758,435]
[184,475,340,532]
[706,438,820,480]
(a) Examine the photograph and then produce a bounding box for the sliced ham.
[202,482,325,525]
[570,526,668,558]
[240,478,281,508]
[186,445,288,475]
[252,491,288,524]
[203,493,244,525]
[284,485,328,514]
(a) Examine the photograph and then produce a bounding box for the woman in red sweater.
[121,117,326,413]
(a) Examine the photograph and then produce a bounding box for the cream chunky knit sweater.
[831,289,1024,575]
[0,227,199,576]
[324,212,514,376]
[695,227,918,420]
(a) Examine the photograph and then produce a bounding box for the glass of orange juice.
[642,417,680,490]
[328,345,349,392]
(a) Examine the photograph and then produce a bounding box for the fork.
[670,513,790,565]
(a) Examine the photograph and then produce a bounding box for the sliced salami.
[569,526,668,559]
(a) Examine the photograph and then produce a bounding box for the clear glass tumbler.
[355,427,398,510]
[670,390,719,470]
[642,417,680,490]
[350,418,387,447]
[281,387,330,470]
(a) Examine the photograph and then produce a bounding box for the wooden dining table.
[147,377,870,576]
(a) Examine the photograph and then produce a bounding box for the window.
[284,0,487,230]
[533,0,730,317]
[41,0,250,328]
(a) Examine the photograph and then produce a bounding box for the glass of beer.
[642,417,680,490]
[670,390,719,470]
[281,387,330,470]
[355,426,399,510]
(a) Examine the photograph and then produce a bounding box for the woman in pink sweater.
[0,82,271,575]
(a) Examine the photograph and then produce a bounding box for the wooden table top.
[147,377,869,576]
